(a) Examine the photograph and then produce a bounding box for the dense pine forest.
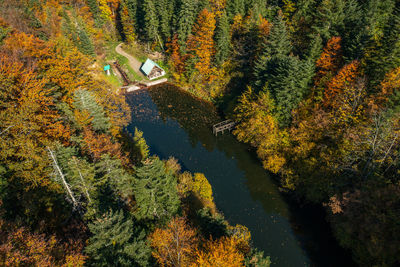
[0,0,399,266]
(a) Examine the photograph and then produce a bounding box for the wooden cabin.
[140,58,165,80]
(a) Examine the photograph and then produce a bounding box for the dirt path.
[115,43,146,79]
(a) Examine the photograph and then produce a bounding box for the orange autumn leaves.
[150,217,247,267]
[187,9,217,82]
[168,8,218,83]
[0,57,70,188]
[0,225,86,266]
[315,36,343,86]
[0,30,130,188]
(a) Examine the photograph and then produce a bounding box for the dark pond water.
[126,85,353,267]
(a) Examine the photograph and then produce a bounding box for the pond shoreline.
[126,84,355,266]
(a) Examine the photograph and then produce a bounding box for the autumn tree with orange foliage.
[150,217,198,267]
[0,56,70,188]
[315,36,343,90]
[323,60,360,109]
[187,9,216,82]
[377,67,400,109]
[0,225,86,266]
[167,35,186,74]
[258,16,271,37]
[82,127,127,163]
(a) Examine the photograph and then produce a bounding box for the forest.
[0,0,399,266]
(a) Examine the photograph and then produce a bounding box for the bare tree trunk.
[47,147,78,208]
[72,157,92,203]
[0,125,14,136]
[156,33,165,52]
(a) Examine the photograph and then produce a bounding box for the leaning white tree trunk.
[47,147,78,208]
[72,157,92,203]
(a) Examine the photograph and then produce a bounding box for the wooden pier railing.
[212,120,236,136]
[113,61,132,86]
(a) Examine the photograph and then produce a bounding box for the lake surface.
[126,85,353,267]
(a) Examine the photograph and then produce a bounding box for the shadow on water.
[126,84,355,267]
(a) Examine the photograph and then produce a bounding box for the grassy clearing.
[103,41,146,82]
[102,41,172,83]
[122,43,148,62]
[102,72,122,87]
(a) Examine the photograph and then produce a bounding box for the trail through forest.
[115,43,146,79]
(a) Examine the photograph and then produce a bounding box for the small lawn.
[104,41,146,82]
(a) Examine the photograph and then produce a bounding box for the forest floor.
[115,43,146,79]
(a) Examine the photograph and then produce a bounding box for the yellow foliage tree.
[120,3,135,43]
[194,237,245,267]
[193,173,214,204]
[228,224,251,254]
[209,0,227,17]
[97,0,113,21]
[234,87,288,174]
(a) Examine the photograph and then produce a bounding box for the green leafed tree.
[85,209,151,267]
[133,158,180,222]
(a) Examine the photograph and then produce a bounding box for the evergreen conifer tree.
[86,0,103,26]
[312,0,361,50]
[266,56,314,125]
[364,0,395,41]
[226,0,245,21]
[176,0,198,50]
[133,158,180,221]
[86,210,151,266]
[77,25,95,56]
[312,0,346,41]
[133,127,150,162]
[253,14,292,88]
[142,0,159,43]
[245,0,267,18]
[363,8,400,87]
[215,11,230,66]
[49,144,99,216]
[73,89,111,132]
[307,34,323,63]
[155,0,174,42]
[96,155,134,199]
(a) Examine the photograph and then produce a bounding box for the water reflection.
[126,85,353,267]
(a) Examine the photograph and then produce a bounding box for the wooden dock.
[213,120,236,136]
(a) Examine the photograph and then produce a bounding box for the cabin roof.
[141,58,163,76]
